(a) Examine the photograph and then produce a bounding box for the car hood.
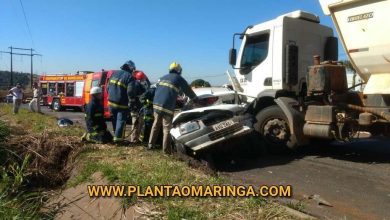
[173,104,245,124]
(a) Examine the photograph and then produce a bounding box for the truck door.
[57,83,65,105]
[237,32,272,97]
[65,82,75,105]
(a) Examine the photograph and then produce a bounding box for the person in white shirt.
[29,82,42,113]
[8,83,24,114]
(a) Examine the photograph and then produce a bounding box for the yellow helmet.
[169,62,182,74]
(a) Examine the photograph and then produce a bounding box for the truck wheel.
[52,99,62,111]
[254,105,293,152]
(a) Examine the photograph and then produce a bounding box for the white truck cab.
[231,11,335,99]
[228,2,390,151]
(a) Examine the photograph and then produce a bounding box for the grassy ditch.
[0,104,85,219]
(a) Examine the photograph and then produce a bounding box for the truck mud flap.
[275,97,308,147]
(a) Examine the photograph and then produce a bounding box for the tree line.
[0,71,38,90]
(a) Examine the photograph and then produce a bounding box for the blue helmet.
[121,60,136,72]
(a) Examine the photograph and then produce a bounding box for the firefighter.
[81,87,113,143]
[148,62,197,154]
[137,85,156,143]
[133,70,151,89]
[130,71,150,143]
[107,60,141,144]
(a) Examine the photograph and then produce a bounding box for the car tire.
[52,99,62,111]
[254,105,296,153]
[174,142,187,155]
[201,153,217,170]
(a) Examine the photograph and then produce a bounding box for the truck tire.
[254,105,293,152]
[52,99,62,111]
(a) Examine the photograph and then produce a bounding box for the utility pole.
[10,47,13,86]
[31,49,33,88]
[0,46,42,88]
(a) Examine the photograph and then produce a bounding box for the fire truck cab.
[83,70,119,118]
[39,74,89,111]
[39,70,126,119]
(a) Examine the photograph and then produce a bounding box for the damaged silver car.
[170,103,253,156]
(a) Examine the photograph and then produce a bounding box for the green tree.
[190,79,211,88]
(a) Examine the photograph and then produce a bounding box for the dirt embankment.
[5,130,83,187]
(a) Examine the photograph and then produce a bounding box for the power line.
[0,46,42,88]
[18,0,35,46]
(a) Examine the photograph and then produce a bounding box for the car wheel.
[52,99,62,111]
[174,142,187,155]
[201,153,217,170]
[254,105,296,153]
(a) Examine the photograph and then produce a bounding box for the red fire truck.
[83,70,119,118]
[39,70,120,118]
[39,70,147,120]
[39,74,88,111]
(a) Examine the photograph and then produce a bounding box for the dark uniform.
[130,79,150,143]
[82,96,112,143]
[148,67,196,153]
[107,69,140,143]
[138,87,156,142]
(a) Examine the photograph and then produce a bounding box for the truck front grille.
[208,123,242,141]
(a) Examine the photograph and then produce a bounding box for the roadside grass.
[0,120,10,142]
[0,103,299,219]
[286,200,306,213]
[69,146,298,219]
[0,103,84,219]
[0,103,84,135]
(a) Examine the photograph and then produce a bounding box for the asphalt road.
[34,105,390,219]
[222,141,390,220]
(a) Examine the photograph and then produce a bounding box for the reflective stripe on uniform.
[108,101,128,109]
[143,115,153,120]
[113,137,123,142]
[109,79,127,89]
[158,81,180,93]
[153,104,174,115]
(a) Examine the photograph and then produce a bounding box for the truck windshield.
[240,33,270,68]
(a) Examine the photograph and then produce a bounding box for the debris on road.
[308,194,333,207]
[57,118,74,127]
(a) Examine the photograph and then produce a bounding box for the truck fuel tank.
[307,58,348,96]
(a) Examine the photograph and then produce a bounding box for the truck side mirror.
[229,49,237,66]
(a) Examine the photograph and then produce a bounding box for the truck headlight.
[179,121,200,135]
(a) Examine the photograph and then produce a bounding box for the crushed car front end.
[170,104,253,154]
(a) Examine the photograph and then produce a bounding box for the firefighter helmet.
[121,60,136,72]
[134,71,147,81]
[169,62,182,74]
[90,86,102,95]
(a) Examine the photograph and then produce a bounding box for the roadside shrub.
[0,120,10,143]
